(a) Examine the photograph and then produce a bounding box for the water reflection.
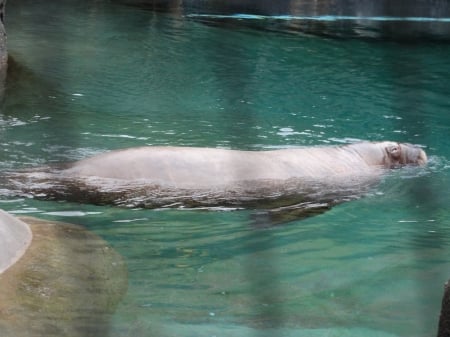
[117,0,450,39]
[0,57,85,167]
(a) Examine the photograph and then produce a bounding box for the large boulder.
[0,211,128,337]
[0,210,32,274]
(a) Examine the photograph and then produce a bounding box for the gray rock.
[0,0,6,64]
[0,0,6,98]
[438,280,450,337]
[0,210,32,274]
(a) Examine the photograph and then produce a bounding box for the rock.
[0,0,6,99]
[0,213,128,337]
[438,280,450,337]
[0,210,32,274]
[0,0,6,65]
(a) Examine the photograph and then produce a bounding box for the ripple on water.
[43,211,103,217]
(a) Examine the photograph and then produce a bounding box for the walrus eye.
[387,145,401,159]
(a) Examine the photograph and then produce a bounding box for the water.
[1,0,450,336]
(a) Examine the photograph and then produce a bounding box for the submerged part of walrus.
[0,211,127,337]
[4,141,427,221]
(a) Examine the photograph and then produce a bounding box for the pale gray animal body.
[5,141,427,218]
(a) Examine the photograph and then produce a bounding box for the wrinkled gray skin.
[5,141,426,221]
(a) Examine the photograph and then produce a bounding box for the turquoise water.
[1,0,450,336]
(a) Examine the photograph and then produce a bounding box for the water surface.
[1,0,450,336]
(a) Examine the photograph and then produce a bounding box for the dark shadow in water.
[243,213,286,332]
[115,0,450,40]
[196,22,262,148]
[0,57,81,163]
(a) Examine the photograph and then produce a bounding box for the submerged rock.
[438,280,450,337]
[0,212,128,337]
[0,210,32,274]
[0,0,5,64]
[0,0,6,97]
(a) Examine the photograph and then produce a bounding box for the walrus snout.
[383,142,427,167]
[400,143,427,166]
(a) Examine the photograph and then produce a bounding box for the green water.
[1,0,450,336]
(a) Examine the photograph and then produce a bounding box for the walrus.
[3,141,426,221]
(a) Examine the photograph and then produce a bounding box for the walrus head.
[347,141,427,168]
[383,142,427,168]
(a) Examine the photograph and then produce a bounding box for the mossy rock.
[0,216,128,337]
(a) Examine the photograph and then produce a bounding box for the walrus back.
[60,146,381,188]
